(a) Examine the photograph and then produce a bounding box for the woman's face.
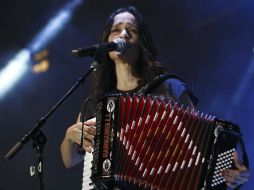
[108,12,140,64]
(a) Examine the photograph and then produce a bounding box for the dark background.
[0,0,253,189]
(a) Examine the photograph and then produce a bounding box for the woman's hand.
[65,117,96,153]
[222,151,249,188]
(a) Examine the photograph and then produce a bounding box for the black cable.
[77,98,90,155]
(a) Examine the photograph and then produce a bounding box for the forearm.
[60,137,84,168]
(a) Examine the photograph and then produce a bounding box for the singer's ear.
[94,45,108,63]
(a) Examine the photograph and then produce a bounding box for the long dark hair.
[93,6,167,99]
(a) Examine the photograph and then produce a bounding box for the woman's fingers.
[82,140,94,153]
[85,125,96,136]
[66,125,80,143]
[84,117,96,125]
[66,122,94,142]
[66,117,97,153]
[233,151,247,170]
[221,151,250,188]
[82,131,94,142]
[223,170,248,183]
[226,181,239,188]
[76,124,96,137]
[77,121,96,136]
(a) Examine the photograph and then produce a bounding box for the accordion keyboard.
[82,152,96,190]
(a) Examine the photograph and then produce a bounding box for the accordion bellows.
[91,94,240,190]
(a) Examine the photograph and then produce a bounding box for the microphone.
[71,38,127,57]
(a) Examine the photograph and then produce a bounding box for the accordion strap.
[136,74,181,95]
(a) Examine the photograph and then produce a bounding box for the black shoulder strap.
[136,74,181,95]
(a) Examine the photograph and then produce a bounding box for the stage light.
[0,49,30,99]
[29,0,82,53]
[0,0,82,99]
[232,53,254,105]
[226,49,254,118]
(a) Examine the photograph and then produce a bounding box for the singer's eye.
[128,28,138,34]
[110,28,120,33]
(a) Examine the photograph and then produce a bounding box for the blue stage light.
[29,0,82,53]
[0,0,82,99]
[0,49,30,99]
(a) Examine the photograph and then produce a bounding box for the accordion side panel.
[202,120,240,190]
[91,96,118,187]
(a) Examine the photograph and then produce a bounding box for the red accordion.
[91,94,241,190]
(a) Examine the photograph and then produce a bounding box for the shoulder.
[164,77,187,97]
[147,74,198,107]
[164,77,198,107]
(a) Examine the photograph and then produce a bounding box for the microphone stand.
[5,61,98,190]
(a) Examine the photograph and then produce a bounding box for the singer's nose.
[119,29,130,40]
